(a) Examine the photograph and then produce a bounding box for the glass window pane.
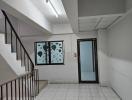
[36,42,49,64]
[50,41,64,64]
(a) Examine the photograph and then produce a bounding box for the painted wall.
[97,29,109,86]
[53,24,73,34]
[62,0,78,33]
[21,32,98,83]
[0,54,16,83]
[107,10,132,100]
[21,32,108,84]
[0,12,18,34]
[78,0,126,17]
[126,0,132,11]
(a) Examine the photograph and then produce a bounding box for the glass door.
[77,39,99,83]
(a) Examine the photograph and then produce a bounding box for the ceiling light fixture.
[46,0,59,18]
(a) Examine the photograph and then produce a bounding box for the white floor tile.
[36,84,120,100]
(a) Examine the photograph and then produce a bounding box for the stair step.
[39,80,48,92]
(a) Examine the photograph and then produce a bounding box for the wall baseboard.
[99,81,110,87]
[48,80,78,84]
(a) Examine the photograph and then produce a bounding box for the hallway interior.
[36,84,120,100]
[0,0,132,100]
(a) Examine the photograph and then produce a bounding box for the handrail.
[0,71,31,87]
[1,10,34,71]
[0,69,39,99]
[0,69,39,86]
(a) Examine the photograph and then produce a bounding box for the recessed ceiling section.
[79,17,100,32]
[96,16,121,29]
[32,0,69,24]
[78,14,123,32]
[78,0,126,17]
[31,0,73,34]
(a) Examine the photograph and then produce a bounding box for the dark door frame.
[77,38,99,83]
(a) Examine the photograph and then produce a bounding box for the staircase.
[1,10,34,73]
[0,10,49,99]
[0,10,40,100]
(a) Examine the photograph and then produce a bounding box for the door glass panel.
[80,41,95,81]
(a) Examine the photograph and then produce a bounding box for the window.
[35,41,64,65]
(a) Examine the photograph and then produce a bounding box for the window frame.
[34,40,64,65]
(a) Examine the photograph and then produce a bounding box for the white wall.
[107,10,132,100]
[62,0,78,33]
[0,54,16,83]
[21,32,108,84]
[18,19,44,36]
[126,0,132,11]
[97,29,109,86]
[78,0,126,17]
[53,24,73,34]
[0,12,18,34]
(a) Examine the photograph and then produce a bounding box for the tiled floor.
[36,84,120,100]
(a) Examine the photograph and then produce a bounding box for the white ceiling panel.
[79,17,100,24]
[96,16,121,29]
[32,0,69,24]
[78,17,100,32]
[78,14,123,32]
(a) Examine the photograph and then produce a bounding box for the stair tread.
[38,80,48,92]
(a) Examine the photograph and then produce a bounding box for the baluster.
[27,75,29,100]
[11,29,13,52]
[36,70,38,95]
[24,52,26,69]
[10,82,13,100]
[33,70,36,97]
[28,59,29,71]
[5,17,7,44]
[37,70,39,94]
[35,70,37,96]
[25,76,27,100]
[20,45,22,66]
[16,37,18,59]
[34,71,35,98]
[32,72,34,100]
[30,74,32,100]
[22,77,23,100]
[6,83,8,100]
[32,63,34,71]
[36,70,38,96]
[14,80,17,100]
[25,54,27,71]
[18,78,20,100]
[1,86,3,100]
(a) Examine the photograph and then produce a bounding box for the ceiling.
[0,0,126,34]
[32,0,69,24]
[78,14,123,32]
[24,0,126,33]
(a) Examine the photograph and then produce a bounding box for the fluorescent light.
[46,0,59,18]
